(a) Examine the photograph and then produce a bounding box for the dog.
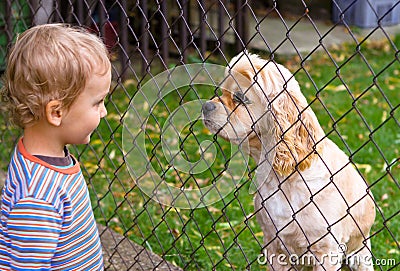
[202,52,375,271]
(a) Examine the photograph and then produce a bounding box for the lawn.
[0,35,398,270]
[78,34,399,270]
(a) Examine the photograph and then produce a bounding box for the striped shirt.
[0,139,104,270]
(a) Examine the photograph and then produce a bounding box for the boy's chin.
[68,132,94,145]
[83,135,92,144]
[75,135,92,145]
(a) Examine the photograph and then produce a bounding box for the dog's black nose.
[202,101,216,113]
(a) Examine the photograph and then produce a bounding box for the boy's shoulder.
[4,139,85,208]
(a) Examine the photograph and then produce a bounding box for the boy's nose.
[100,106,107,118]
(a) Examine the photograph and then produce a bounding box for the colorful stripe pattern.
[0,139,104,270]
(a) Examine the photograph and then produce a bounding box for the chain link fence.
[1,0,399,270]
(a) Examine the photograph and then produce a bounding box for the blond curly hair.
[1,24,111,128]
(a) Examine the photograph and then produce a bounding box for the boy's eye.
[94,99,104,107]
[233,91,251,105]
[96,96,108,106]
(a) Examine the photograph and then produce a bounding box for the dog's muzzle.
[201,101,216,117]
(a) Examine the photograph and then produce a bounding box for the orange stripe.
[17,137,81,174]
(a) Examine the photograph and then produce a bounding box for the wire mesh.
[0,0,399,270]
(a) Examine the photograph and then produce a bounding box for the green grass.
[0,36,398,270]
[82,36,399,270]
[81,36,399,270]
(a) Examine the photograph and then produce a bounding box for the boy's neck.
[23,122,66,157]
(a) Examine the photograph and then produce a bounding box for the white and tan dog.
[202,52,375,271]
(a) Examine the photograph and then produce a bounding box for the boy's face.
[60,68,111,145]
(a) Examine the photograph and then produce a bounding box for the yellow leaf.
[143,101,149,111]
[325,84,347,92]
[381,111,387,122]
[202,127,212,135]
[109,149,116,160]
[388,249,399,254]
[355,163,372,173]
[91,139,103,146]
[123,79,137,87]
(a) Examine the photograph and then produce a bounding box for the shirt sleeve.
[5,197,62,270]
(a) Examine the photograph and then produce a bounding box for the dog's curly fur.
[202,52,375,271]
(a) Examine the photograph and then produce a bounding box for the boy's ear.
[45,100,63,126]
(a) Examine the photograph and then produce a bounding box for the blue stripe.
[9,157,21,197]
[43,171,56,201]
[12,202,59,213]
[8,225,60,234]
[15,150,30,194]
[8,243,57,254]
[33,167,50,196]
[30,163,41,188]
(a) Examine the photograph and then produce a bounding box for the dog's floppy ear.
[267,65,324,176]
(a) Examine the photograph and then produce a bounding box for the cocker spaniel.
[202,52,375,271]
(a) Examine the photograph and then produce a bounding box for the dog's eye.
[233,91,251,105]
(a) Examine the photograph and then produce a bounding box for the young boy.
[0,24,111,270]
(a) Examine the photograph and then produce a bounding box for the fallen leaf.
[325,84,347,92]
[355,163,372,173]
